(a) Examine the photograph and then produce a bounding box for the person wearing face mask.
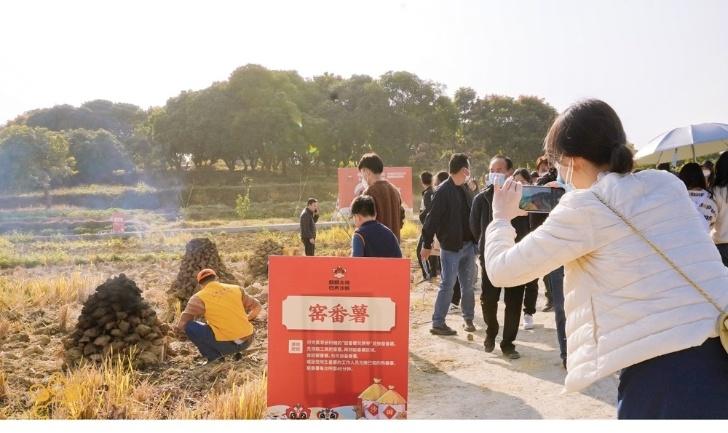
[358,153,405,241]
[433,171,463,311]
[421,153,477,336]
[485,99,728,419]
[469,155,536,359]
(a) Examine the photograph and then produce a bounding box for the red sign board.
[111,212,125,234]
[267,256,411,420]
[337,167,413,213]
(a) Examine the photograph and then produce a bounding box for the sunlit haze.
[1,0,726,146]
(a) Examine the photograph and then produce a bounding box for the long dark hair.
[544,99,633,174]
[678,162,707,191]
[513,168,532,184]
[713,152,728,191]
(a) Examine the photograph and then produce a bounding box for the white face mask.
[555,158,575,192]
[488,172,505,187]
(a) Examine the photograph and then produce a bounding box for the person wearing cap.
[174,268,262,364]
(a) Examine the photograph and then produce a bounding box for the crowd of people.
[177,99,726,420]
[410,152,567,363]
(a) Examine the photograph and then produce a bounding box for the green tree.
[378,71,458,166]
[0,125,75,206]
[227,64,306,173]
[65,129,134,183]
[125,107,168,172]
[17,100,146,141]
[459,93,558,168]
[151,91,199,170]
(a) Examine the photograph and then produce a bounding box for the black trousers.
[522,279,539,315]
[480,265,524,351]
[543,275,554,305]
[717,244,728,267]
[416,235,440,279]
[452,278,461,306]
[302,238,315,256]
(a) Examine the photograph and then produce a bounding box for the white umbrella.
[634,123,728,165]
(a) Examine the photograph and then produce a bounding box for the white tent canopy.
[634,123,728,166]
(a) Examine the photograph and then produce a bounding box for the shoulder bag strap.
[592,191,725,315]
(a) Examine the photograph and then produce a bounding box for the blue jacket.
[352,220,402,258]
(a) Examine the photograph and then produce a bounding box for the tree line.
[0,64,558,193]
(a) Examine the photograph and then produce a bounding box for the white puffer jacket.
[484,170,728,392]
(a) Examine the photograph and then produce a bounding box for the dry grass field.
[0,221,420,419]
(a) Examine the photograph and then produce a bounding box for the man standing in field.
[470,155,532,360]
[417,171,438,279]
[358,153,405,241]
[299,198,319,256]
[421,153,477,336]
[175,269,262,365]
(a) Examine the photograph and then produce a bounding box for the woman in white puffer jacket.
[484,99,728,419]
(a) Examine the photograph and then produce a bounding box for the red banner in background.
[267,256,411,420]
[337,167,413,213]
[111,212,125,233]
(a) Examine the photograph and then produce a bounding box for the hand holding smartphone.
[518,186,565,213]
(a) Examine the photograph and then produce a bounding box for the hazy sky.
[1,0,726,147]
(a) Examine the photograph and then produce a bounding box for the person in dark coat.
[351,195,402,258]
[299,198,319,256]
[417,171,438,278]
[421,154,477,336]
[470,155,535,359]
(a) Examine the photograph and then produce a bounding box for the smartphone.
[519,186,565,213]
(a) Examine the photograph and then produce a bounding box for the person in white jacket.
[484,99,728,419]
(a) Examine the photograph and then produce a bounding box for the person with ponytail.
[482,99,728,419]
[711,152,728,266]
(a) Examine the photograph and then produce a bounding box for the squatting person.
[175,268,262,365]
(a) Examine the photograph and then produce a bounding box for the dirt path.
[406,278,617,419]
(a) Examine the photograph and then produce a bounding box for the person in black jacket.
[470,155,535,359]
[416,171,438,279]
[421,154,477,336]
[299,198,319,256]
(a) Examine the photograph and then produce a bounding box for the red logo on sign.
[367,403,379,416]
[384,406,396,419]
[333,266,346,279]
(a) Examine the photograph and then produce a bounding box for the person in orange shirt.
[175,268,262,364]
